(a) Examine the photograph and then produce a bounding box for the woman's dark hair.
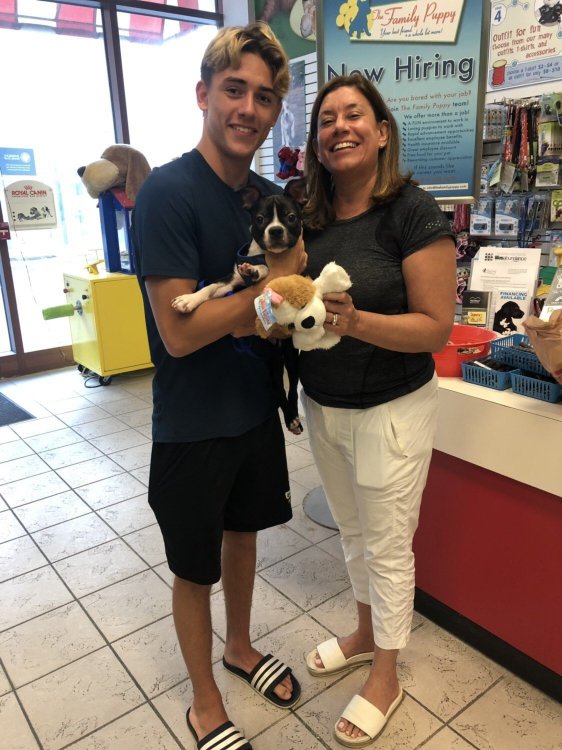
[304,73,412,229]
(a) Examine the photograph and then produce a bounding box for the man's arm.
[145,239,307,357]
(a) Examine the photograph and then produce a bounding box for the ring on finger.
[332,313,338,326]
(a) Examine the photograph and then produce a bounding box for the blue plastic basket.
[461,359,518,390]
[511,372,562,403]
[490,334,550,377]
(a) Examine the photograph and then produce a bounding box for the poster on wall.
[253,0,317,59]
[488,1,562,91]
[5,180,57,231]
[317,0,490,202]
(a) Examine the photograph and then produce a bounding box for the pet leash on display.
[519,107,529,192]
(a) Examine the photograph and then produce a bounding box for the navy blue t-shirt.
[131,149,281,442]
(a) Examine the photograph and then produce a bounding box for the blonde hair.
[304,74,413,230]
[201,22,290,99]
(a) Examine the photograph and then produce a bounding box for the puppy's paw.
[287,417,303,435]
[171,294,198,313]
[237,263,268,282]
[237,262,260,281]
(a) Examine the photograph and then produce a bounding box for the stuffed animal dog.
[255,262,352,351]
[77,144,151,202]
[171,178,307,313]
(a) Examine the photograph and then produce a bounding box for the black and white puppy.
[171,178,307,313]
[172,178,307,434]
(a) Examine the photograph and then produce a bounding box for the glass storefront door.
[0,0,218,377]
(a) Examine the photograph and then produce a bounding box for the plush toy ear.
[124,148,151,202]
[283,176,308,206]
[315,261,352,295]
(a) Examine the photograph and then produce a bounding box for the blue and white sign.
[317,0,490,202]
[0,148,36,176]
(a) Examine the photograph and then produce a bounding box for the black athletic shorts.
[148,413,292,584]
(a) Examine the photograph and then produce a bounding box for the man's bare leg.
[221,530,293,700]
[172,577,227,739]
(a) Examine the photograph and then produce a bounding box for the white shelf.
[436,377,562,498]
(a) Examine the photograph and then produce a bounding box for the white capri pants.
[302,375,438,650]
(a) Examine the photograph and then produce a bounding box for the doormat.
[0,393,34,426]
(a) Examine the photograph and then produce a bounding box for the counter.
[414,378,561,697]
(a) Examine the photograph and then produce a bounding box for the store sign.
[489,1,562,91]
[0,148,36,176]
[316,0,490,202]
[4,180,57,231]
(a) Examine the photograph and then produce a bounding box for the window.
[0,0,219,368]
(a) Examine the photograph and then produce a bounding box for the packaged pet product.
[539,265,562,322]
[469,196,494,235]
[536,159,562,187]
[550,190,562,223]
[461,290,492,327]
[494,196,521,237]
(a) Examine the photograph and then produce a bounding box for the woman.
[300,74,456,746]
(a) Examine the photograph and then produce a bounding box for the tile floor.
[0,366,560,750]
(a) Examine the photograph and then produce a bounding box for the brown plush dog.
[77,144,151,202]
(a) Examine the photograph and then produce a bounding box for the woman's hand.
[322,291,360,336]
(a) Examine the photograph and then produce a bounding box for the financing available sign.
[317,0,490,202]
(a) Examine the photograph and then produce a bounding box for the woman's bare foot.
[337,672,400,739]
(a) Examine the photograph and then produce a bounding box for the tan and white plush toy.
[77,144,151,202]
[255,261,352,351]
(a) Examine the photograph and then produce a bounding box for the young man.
[132,22,306,750]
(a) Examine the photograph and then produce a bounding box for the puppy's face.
[241,178,307,254]
[250,195,302,253]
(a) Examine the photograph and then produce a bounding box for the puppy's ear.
[284,177,308,206]
[239,185,262,211]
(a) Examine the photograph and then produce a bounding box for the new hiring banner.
[316,0,490,202]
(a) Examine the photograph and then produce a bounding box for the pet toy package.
[469,197,494,235]
[494,196,521,237]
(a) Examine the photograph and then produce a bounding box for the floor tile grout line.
[0,656,46,750]
[3,371,546,750]
[443,674,506,724]
[7,553,191,745]
[56,700,184,750]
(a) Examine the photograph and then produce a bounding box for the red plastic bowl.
[433,324,497,377]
